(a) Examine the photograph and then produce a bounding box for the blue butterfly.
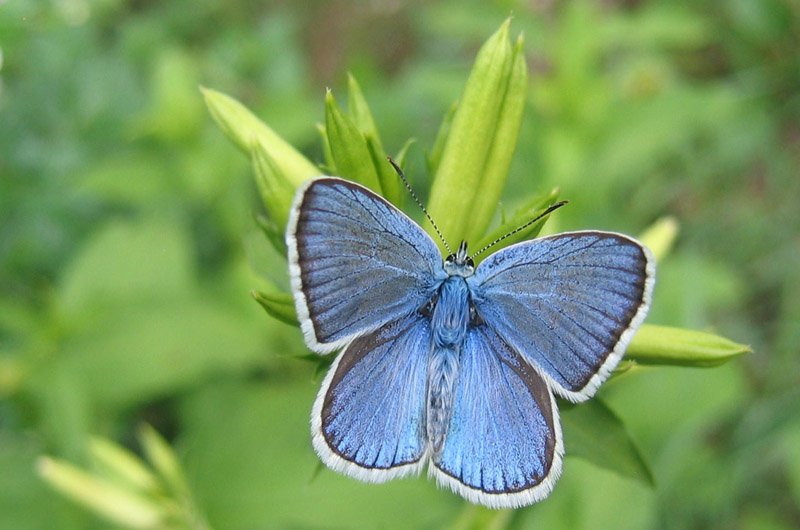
[286,176,655,509]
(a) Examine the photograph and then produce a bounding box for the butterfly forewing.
[287,178,445,353]
[430,324,562,509]
[469,232,654,402]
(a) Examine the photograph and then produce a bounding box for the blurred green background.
[2,0,799,528]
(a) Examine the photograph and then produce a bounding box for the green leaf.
[561,398,655,487]
[201,87,319,186]
[427,18,515,248]
[347,73,381,140]
[472,188,561,260]
[626,324,752,367]
[138,425,189,500]
[253,213,287,256]
[324,90,382,192]
[57,218,193,320]
[138,48,204,143]
[251,289,298,326]
[365,134,403,207]
[61,300,266,410]
[315,124,336,174]
[394,138,416,170]
[347,74,402,205]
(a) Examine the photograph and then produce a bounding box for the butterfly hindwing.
[312,312,431,481]
[430,324,563,509]
[469,231,655,401]
[287,178,444,353]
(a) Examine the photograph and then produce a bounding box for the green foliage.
[2,1,799,529]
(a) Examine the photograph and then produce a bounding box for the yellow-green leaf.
[324,90,381,192]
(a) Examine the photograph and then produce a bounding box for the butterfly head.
[444,240,475,277]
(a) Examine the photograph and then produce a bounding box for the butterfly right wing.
[287,177,445,353]
[430,323,563,509]
[313,312,431,481]
[468,231,654,402]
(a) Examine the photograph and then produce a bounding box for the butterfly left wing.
[287,178,445,353]
[468,231,655,402]
[430,323,562,509]
[313,312,431,481]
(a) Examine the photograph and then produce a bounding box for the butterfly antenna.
[470,200,569,260]
[387,156,452,255]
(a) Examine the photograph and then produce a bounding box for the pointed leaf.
[472,188,561,260]
[138,424,189,499]
[315,124,336,174]
[394,138,416,170]
[364,136,401,207]
[253,213,286,255]
[251,289,298,326]
[561,398,655,487]
[324,90,381,192]
[347,73,381,143]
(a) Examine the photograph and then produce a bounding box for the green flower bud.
[251,139,296,235]
[427,18,517,248]
[627,324,752,367]
[201,87,319,186]
[467,33,529,245]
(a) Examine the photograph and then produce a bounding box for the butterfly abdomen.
[427,276,471,453]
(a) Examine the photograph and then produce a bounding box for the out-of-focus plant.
[38,425,211,530]
[35,16,755,529]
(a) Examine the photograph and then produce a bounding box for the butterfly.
[286,175,655,509]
